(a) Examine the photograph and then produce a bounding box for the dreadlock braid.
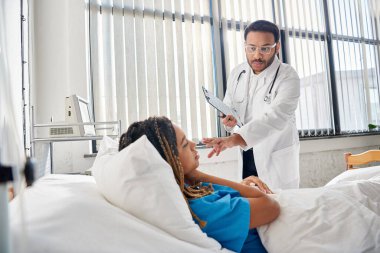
[118,121,145,151]
[154,119,184,190]
[163,137,185,189]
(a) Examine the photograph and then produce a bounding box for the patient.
[118,116,280,253]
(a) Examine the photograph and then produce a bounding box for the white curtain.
[0,0,25,171]
[0,0,26,252]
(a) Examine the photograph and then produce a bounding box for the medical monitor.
[49,95,95,137]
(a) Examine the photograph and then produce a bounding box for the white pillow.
[325,166,380,186]
[86,136,119,175]
[92,135,226,251]
[97,135,119,156]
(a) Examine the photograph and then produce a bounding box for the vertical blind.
[281,0,334,136]
[328,0,380,133]
[89,0,380,139]
[89,0,218,140]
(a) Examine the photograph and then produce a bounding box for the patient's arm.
[186,170,280,228]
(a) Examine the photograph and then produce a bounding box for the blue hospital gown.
[189,183,267,253]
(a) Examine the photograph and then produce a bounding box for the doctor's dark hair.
[244,20,280,42]
[119,116,213,227]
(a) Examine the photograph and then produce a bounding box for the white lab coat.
[223,57,300,190]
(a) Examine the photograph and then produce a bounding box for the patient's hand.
[242,176,273,194]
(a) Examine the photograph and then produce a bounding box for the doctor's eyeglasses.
[245,43,277,55]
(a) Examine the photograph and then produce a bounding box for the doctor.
[203,20,300,190]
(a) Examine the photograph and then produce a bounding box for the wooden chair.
[344,150,380,170]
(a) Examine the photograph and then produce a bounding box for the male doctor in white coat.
[203,20,300,190]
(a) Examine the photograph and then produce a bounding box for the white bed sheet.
[258,170,380,253]
[10,174,230,253]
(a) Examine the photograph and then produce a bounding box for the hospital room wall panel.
[299,145,379,187]
[299,134,380,187]
[30,0,89,124]
[30,0,92,174]
[197,147,242,182]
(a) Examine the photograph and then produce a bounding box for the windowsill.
[300,131,380,141]
[300,133,380,153]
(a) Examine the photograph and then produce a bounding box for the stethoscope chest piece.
[264,95,271,104]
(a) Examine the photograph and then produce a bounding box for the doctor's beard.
[247,51,277,75]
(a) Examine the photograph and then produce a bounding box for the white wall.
[197,147,242,182]
[30,0,93,175]
[299,135,380,187]
[29,1,380,186]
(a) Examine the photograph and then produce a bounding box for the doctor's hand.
[202,134,246,158]
[220,114,237,128]
[241,176,273,194]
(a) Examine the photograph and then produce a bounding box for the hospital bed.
[9,141,380,253]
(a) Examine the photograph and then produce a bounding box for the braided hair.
[119,116,213,227]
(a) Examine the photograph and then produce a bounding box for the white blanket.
[10,175,227,253]
[258,174,380,253]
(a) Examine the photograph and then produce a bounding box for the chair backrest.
[344,150,380,170]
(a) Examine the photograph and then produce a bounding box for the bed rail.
[344,150,380,170]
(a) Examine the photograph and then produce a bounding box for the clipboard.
[202,86,243,127]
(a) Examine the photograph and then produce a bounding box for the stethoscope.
[232,69,246,103]
[263,65,281,104]
[233,64,281,105]
[229,69,246,126]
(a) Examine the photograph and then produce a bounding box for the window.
[328,0,380,133]
[280,0,334,136]
[88,0,380,139]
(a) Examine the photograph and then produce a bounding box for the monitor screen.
[64,95,95,136]
[77,96,95,136]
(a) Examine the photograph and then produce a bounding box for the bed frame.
[344,150,380,170]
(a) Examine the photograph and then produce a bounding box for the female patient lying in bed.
[118,116,280,253]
